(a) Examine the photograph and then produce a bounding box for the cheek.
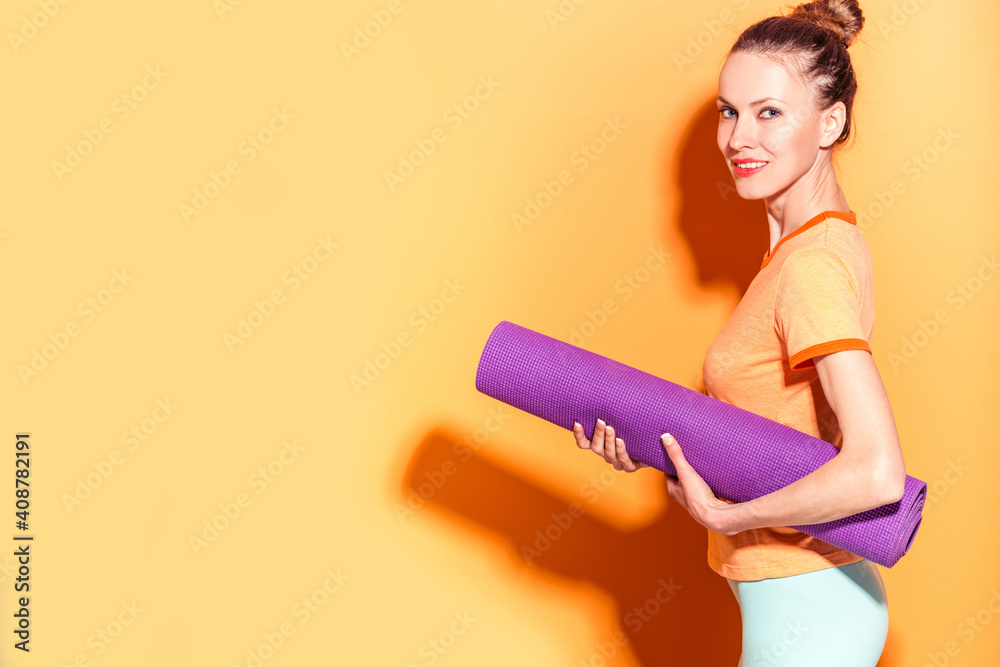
[760,123,809,165]
[758,124,789,156]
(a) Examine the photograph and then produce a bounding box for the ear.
[819,101,846,148]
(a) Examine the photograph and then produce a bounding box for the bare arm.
[665,349,908,535]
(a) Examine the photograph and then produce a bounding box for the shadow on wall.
[397,97,901,666]
[403,428,741,666]
[671,97,767,302]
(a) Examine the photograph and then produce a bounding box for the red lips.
[732,159,768,177]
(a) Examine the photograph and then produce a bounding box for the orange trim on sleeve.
[789,338,871,370]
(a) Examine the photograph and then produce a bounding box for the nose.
[726,114,756,152]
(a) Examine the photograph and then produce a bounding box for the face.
[716,51,842,202]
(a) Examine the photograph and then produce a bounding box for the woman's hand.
[662,433,739,535]
[571,422,740,534]
[572,418,648,472]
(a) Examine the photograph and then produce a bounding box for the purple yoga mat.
[474,320,925,568]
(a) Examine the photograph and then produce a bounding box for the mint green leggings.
[726,559,889,666]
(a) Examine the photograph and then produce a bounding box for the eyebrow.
[717,96,786,106]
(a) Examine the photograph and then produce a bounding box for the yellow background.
[2,0,998,665]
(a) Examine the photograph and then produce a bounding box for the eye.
[760,107,782,118]
[718,107,736,119]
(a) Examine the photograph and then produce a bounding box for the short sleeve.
[774,247,871,370]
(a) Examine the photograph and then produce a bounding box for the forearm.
[716,451,900,534]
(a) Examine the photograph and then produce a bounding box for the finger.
[664,475,681,504]
[602,423,618,466]
[572,422,590,449]
[664,435,715,504]
[661,433,686,471]
[590,419,607,456]
[615,437,643,472]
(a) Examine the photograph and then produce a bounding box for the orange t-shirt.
[702,210,872,581]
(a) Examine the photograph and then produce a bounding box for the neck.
[764,154,850,254]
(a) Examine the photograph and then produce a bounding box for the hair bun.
[789,0,864,47]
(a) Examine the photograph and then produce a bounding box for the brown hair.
[728,0,865,147]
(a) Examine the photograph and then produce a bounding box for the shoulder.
[780,219,872,283]
[822,219,872,266]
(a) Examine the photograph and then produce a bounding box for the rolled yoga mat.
[474,320,925,568]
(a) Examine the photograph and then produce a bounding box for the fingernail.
[597,419,605,427]
[573,422,580,430]
[661,433,673,443]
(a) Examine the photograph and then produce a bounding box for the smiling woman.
[573,0,908,665]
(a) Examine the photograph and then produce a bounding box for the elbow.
[881,481,905,506]
[873,468,907,506]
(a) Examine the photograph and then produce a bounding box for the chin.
[732,180,771,201]
[731,170,792,202]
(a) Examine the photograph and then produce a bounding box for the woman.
[571,1,907,664]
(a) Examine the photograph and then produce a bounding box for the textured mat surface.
[474,320,925,568]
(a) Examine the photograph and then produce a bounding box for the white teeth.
[736,161,766,169]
